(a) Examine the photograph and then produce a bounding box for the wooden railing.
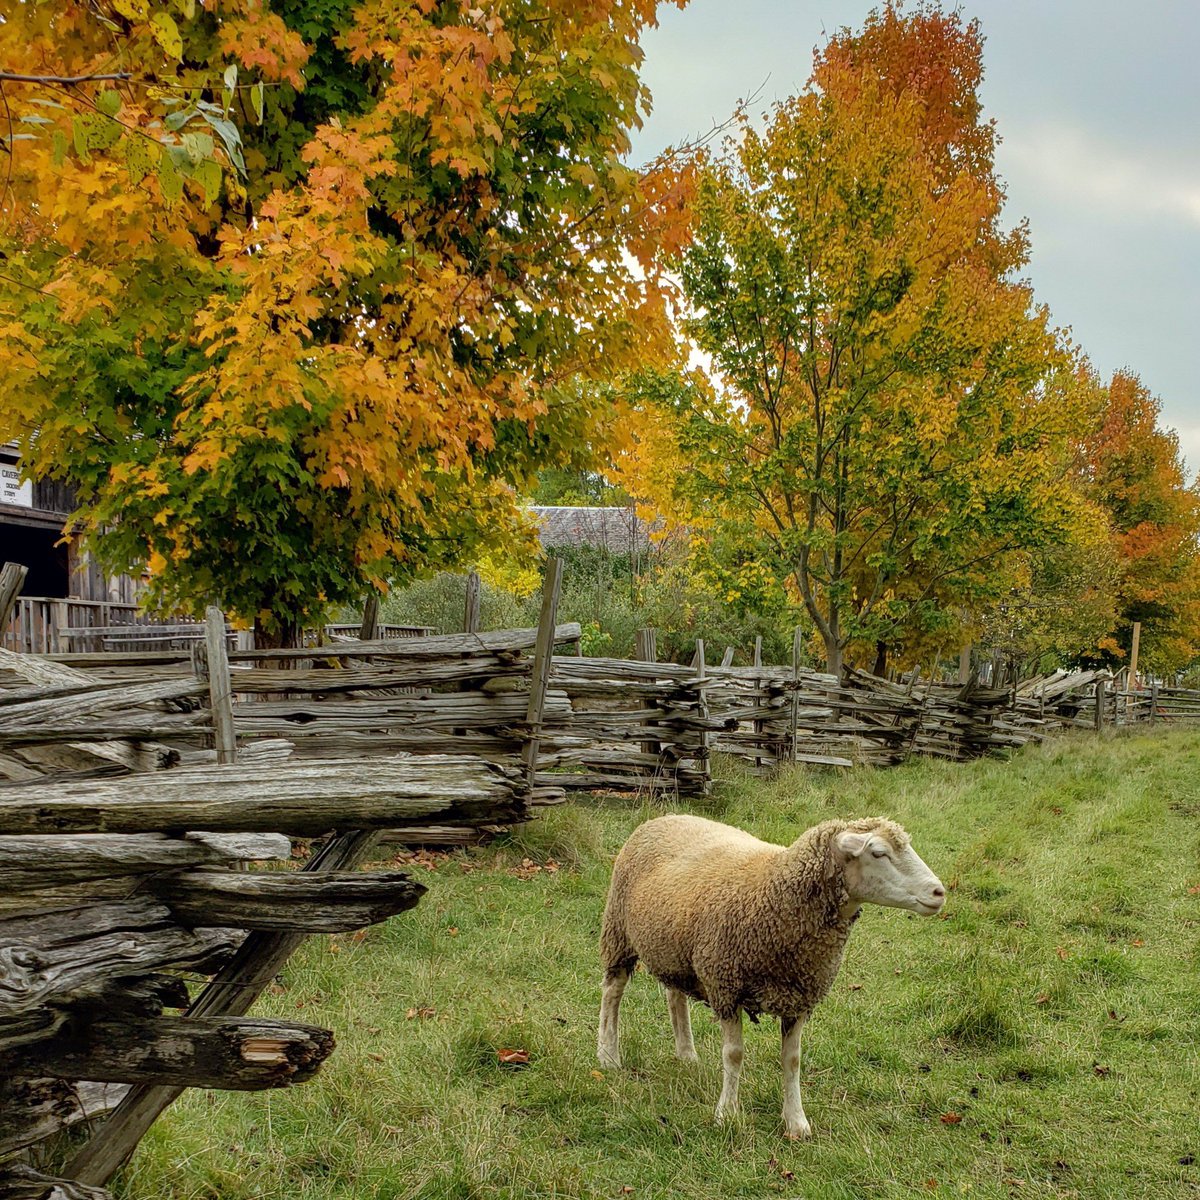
[2,597,433,655]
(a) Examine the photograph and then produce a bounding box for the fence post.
[1149,679,1158,725]
[695,637,710,795]
[192,606,238,765]
[1094,677,1106,733]
[791,626,802,765]
[463,571,481,634]
[522,558,563,792]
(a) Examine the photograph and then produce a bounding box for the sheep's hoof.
[783,1121,812,1141]
[676,1048,700,1064]
[714,1102,741,1125]
[597,1049,622,1070]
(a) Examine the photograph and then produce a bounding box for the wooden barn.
[1,443,146,653]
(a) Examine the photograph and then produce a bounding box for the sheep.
[597,814,945,1138]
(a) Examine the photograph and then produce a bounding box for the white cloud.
[1000,122,1200,229]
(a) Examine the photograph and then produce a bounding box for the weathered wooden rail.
[0,635,539,1194]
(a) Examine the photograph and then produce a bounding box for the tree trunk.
[872,641,888,678]
[253,615,303,652]
[821,630,842,680]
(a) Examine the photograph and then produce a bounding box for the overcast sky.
[628,0,1200,480]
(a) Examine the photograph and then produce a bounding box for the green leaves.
[149,11,183,61]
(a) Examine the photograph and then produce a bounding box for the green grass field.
[116,728,1200,1199]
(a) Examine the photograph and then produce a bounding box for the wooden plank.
[9,1016,335,1091]
[0,899,238,1021]
[0,756,528,837]
[0,678,205,730]
[151,869,426,932]
[0,832,291,889]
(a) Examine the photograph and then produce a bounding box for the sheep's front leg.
[781,1015,811,1139]
[714,1011,744,1124]
[597,968,630,1069]
[666,988,698,1062]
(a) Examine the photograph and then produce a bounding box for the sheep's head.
[835,819,945,915]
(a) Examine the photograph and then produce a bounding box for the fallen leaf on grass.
[940,1113,963,1125]
[497,1048,530,1067]
[351,929,369,944]
[367,1052,385,1063]
[924,1181,938,1191]
[1055,946,1070,961]
[447,926,459,937]
[1092,1063,1111,1077]
[1034,993,1050,1005]
[406,1006,436,1021]
[619,1188,634,1195]
[1129,938,1144,947]
[848,983,864,992]
[1187,885,1200,895]
[590,1070,605,1080]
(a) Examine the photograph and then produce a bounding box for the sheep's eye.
[871,849,889,859]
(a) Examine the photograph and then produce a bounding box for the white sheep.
[597,814,945,1138]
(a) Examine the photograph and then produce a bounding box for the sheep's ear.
[835,830,871,860]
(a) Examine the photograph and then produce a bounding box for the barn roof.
[527,506,652,554]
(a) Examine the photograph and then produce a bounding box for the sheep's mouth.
[915,898,944,914]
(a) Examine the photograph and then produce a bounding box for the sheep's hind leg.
[714,1011,744,1124]
[666,987,698,1063]
[780,1015,811,1140]
[597,967,631,1069]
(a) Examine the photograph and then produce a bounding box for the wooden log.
[152,869,426,932]
[65,829,380,1186]
[229,659,528,694]
[43,623,582,669]
[0,1078,128,1158]
[0,832,290,889]
[0,649,181,774]
[0,898,239,1021]
[0,719,208,747]
[6,1016,335,1091]
[0,756,529,837]
[0,679,205,730]
[0,1164,114,1199]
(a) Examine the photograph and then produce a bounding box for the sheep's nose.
[931,885,945,898]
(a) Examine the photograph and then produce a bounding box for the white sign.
[1,461,32,508]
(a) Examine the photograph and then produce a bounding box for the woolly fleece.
[600,813,910,1021]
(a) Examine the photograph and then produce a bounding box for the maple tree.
[1079,370,1200,674]
[0,0,692,642]
[617,5,1085,676]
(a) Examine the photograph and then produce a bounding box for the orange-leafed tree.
[1081,371,1200,674]
[617,4,1083,676]
[0,0,692,643]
